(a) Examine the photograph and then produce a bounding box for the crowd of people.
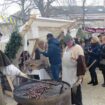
[0,30,105,105]
[17,31,105,105]
[34,31,86,105]
[81,34,105,87]
[36,31,105,105]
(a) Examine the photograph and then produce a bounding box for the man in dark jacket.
[100,35,105,87]
[40,33,62,80]
[87,36,101,86]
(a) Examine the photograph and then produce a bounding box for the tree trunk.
[82,0,86,30]
[21,0,26,24]
[33,0,54,17]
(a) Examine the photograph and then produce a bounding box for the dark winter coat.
[88,43,101,67]
[41,38,61,65]
[99,44,105,70]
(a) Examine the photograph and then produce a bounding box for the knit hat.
[47,33,53,39]
[64,33,73,44]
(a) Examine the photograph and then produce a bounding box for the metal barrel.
[14,80,71,105]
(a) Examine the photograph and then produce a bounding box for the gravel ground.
[6,70,105,105]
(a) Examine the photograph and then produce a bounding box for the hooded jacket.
[42,38,61,65]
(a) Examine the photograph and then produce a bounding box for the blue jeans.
[51,64,61,81]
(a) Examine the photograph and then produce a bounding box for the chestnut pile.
[15,82,63,100]
[25,83,50,99]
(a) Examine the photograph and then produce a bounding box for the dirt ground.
[6,70,105,105]
[82,70,105,105]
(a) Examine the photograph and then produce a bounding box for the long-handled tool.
[27,77,61,86]
[87,60,97,70]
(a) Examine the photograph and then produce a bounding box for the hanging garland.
[4,31,22,60]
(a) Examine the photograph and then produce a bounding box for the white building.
[19,14,77,54]
[0,23,14,51]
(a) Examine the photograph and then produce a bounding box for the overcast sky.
[77,0,104,5]
[0,0,104,16]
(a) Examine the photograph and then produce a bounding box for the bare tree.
[0,0,34,24]
[32,0,57,17]
[82,0,86,29]
[0,0,61,22]
[32,0,77,17]
[0,0,80,21]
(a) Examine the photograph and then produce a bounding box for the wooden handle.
[31,39,39,58]
[26,77,60,86]
[88,60,96,69]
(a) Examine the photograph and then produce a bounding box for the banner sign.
[85,27,105,33]
[0,15,16,24]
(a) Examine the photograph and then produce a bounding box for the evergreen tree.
[5,31,22,60]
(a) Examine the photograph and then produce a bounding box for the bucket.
[14,80,71,105]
